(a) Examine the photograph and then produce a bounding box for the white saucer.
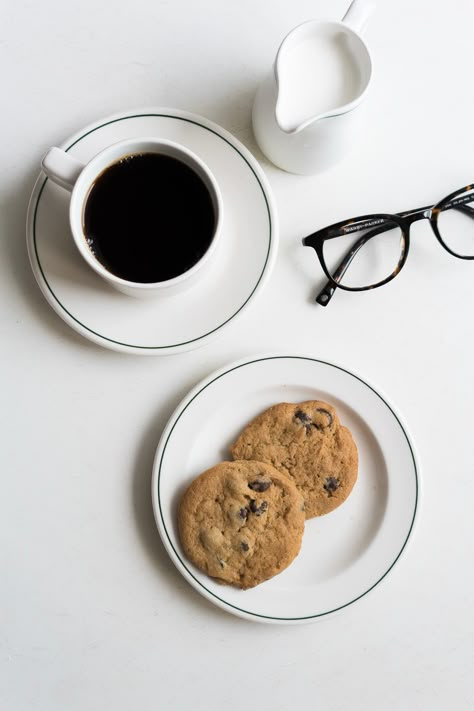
[27,108,278,355]
[152,355,420,624]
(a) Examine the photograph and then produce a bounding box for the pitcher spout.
[274,99,325,135]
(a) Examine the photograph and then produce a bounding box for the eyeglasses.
[302,183,474,306]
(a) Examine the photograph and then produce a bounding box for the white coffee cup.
[41,138,223,297]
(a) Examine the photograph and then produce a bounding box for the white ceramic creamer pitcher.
[252,0,375,175]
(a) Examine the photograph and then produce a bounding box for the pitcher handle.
[342,0,376,33]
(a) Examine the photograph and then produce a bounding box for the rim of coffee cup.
[69,137,223,292]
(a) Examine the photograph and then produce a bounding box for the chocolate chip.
[241,542,249,552]
[323,476,340,495]
[314,408,334,430]
[239,507,248,519]
[250,500,268,516]
[295,410,312,425]
[248,480,271,492]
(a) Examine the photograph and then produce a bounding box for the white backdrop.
[2,1,474,709]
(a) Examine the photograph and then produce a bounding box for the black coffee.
[83,152,216,283]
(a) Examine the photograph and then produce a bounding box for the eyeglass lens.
[321,217,404,289]
[437,188,474,257]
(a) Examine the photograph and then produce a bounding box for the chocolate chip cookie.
[230,401,358,519]
[178,460,305,589]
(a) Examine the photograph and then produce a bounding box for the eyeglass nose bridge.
[400,207,433,225]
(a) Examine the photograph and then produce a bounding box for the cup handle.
[342,0,376,33]
[41,147,85,191]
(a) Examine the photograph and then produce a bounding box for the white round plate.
[26,108,277,355]
[152,355,420,624]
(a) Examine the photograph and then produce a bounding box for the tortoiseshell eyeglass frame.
[302,184,474,307]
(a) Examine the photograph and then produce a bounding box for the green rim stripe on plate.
[33,113,273,350]
[157,356,419,621]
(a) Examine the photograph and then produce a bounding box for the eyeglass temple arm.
[315,222,395,306]
[316,201,474,306]
[454,204,474,216]
[400,202,474,219]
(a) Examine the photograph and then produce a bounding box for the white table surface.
[2,0,474,708]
